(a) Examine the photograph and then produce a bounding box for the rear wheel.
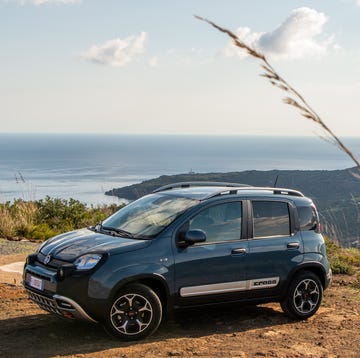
[281,271,323,320]
[104,283,162,340]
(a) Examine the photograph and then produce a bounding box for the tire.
[104,283,162,341]
[280,271,323,320]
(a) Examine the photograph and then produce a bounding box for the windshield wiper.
[92,223,148,239]
[89,222,102,232]
[101,226,134,239]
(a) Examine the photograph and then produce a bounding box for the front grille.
[25,270,57,293]
[27,290,62,316]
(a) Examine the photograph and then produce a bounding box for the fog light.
[63,311,75,319]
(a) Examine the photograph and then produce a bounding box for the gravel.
[0,238,39,256]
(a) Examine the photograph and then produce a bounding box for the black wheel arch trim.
[282,262,328,297]
[109,273,172,312]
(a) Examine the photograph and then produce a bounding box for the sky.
[1,0,360,136]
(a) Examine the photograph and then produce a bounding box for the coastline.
[1,134,360,206]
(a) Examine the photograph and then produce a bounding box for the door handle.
[287,242,300,249]
[231,248,247,255]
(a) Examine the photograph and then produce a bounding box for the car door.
[172,200,249,305]
[245,199,303,296]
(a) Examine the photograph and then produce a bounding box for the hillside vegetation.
[0,197,122,241]
[106,168,360,247]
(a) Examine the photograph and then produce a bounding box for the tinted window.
[189,202,242,243]
[103,193,198,237]
[298,206,318,231]
[252,201,290,238]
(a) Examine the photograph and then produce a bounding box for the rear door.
[245,199,303,296]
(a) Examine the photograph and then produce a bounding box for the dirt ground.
[1,240,360,358]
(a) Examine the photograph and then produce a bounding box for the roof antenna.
[273,174,279,188]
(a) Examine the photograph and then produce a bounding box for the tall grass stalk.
[195,15,360,171]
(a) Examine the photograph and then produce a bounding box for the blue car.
[23,182,332,340]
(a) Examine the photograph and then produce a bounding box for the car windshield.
[102,193,199,238]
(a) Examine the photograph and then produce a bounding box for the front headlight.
[74,254,103,270]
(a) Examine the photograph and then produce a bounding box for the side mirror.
[184,229,207,245]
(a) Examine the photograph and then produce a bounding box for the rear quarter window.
[298,206,318,231]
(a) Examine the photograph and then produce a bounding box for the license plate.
[28,274,44,291]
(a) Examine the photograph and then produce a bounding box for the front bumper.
[23,261,97,323]
[25,287,97,322]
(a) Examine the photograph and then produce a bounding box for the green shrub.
[25,223,58,241]
[325,236,358,275]
[36,197,88,232]
[35,196,122,235]
[329,255,355,275]
[0,197,122,241]
[346,248,360,267]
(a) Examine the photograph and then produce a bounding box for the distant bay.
[0,133,359,205]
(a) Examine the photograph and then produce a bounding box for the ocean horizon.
[0,133,359,205]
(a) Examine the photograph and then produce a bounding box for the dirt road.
[1,241,359,358]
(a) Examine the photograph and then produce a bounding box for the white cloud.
[149,56,159,67]
[80,32,147,67]
[4,0,80,4]
[225,7,337,60]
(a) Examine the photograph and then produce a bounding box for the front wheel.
[104,283,162,340]
[281,271,323,320]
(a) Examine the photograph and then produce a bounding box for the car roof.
[153,182,308,202]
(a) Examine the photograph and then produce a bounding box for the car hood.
[39,228,151,261]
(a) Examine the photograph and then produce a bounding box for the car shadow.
[0,304,290,358]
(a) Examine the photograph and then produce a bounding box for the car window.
[252,201,290,238]
[189,202,242,243]
[298,206,318,231]
[102,193,199,238]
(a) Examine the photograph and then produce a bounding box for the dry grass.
[0,206,17,238]
[195,15,360,172]
[0,201,37,239]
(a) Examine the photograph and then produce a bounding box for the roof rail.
[205,186,304,199]
[271,188,304,197]
[153,181,250,193]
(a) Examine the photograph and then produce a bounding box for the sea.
[0,133,359,206]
